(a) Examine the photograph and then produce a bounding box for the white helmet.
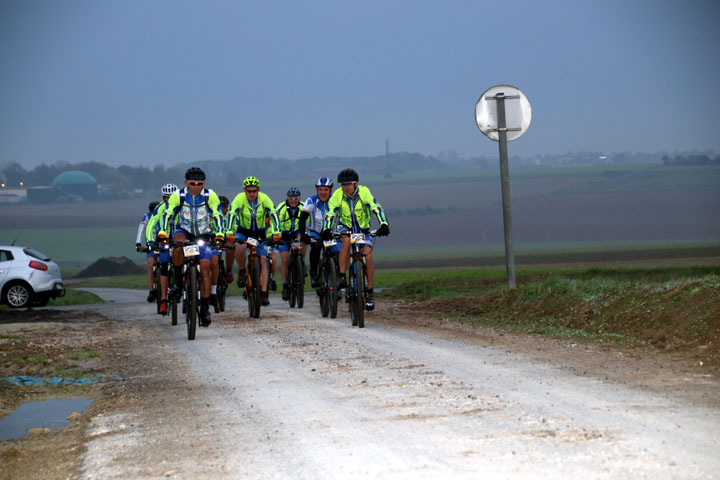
[161,183,178,195]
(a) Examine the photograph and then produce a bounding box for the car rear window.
[23,247,51,261]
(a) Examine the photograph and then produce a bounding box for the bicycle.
[277,239,305,308]
[240,236,264,318]
[171,238,207,340]
[139,244,167,315]
[214,244,233,313]
[341,230,378,328]
[310,237,340,318]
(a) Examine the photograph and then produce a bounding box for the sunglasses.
[188,181,204,186]
[245,188,259,194]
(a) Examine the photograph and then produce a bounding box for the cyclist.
[219,195,237,285]
[271,187,306,301]
[158,168,225,327]
[321,168,389,310]
[146,183,179,314]
[299,176,341,288]
[136,200,161,303]
[227,176,275,306]
[209,195,231,309]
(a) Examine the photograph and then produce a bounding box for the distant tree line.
[0,152,443,192]
[661,154,720,166]
[2,150,717,196]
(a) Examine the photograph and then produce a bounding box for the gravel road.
[77,290,719,479]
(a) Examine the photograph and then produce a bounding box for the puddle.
[0,397,92,440]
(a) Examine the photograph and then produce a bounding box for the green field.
[0,227,139,268]
[2,164,718,268]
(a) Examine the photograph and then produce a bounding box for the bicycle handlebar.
[333,230,378,239]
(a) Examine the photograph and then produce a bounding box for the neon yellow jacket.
[146,201,166,243]
[323,185,388,232]
[271,200,305,234]
[228,191,275,237]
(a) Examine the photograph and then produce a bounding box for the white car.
[0,245,65,308]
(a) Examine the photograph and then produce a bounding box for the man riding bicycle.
[271,187,306,301]
[299,176,341,288]
[227,176,275,306]
[321,168,389,310]
[158,168,225,327]
[145,183,179,314]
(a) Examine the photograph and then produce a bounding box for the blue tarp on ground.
[2,375,122,386]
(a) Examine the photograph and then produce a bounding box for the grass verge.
[379,265,720,368]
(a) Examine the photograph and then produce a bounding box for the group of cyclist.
[136,166,390,327]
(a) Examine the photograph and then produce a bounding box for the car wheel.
[4,282,33,308]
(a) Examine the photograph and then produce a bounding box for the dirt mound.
[75,256,144,278]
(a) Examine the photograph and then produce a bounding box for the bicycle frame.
[171,239,205,340]
[214,244,233,313]
[243,237,263,318]
[339,230,377,328]
[315,237,340,318]
[286,241,304,308]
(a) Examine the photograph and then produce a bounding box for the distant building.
[0,188,26,204]
[52,170,98,201]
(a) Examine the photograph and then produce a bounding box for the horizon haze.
[2,0,719,169]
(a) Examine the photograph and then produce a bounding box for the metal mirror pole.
[495,93,517,289]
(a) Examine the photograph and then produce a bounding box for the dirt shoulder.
[1,300,718,478]
[376,301,719,407]
[0,309,142,480]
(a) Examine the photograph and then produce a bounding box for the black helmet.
[149,201,160,212]
[287,187,301,197]
[218,195,229,206]
[185,167,206,181]
[337,168,359,184]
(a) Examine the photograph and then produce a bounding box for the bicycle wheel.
[187,266,197,340]
[295,256,304,308]
[319,262,329,318]
[218,282,226,312]
[170,266,178,325]
[154,265,162,314]
[350,259,365,328]
[289,258,297,308]
[356,264,366,329]
[327,257,338,319]
[171,293,178,325]
[248,257,262,318]
[215,273,225,313]
[245,266,255,317]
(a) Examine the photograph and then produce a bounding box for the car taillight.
[29,260,48,271]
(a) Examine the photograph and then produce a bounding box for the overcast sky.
[2,0,719,168]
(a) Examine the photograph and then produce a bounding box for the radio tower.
[384,138,392,178]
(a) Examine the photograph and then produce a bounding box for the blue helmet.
[315,176,333,188]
